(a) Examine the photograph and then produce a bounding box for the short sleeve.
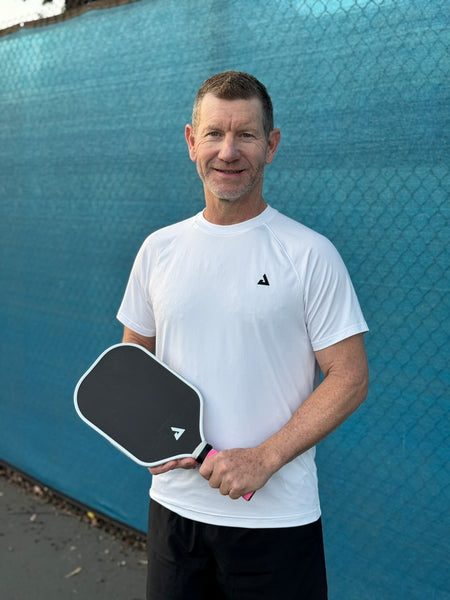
[302,238,368,351]
[116,241,156,337]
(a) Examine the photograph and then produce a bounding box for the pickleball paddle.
[74,343,254,501]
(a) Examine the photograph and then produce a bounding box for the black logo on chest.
[257,274,270,286]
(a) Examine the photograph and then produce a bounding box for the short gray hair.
[192,71,274,139]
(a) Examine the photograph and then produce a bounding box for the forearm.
[259,367,369,475]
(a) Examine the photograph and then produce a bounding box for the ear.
[265,128,281,165]
[185,124,197,162]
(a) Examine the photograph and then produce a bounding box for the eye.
[206,131,220,138]
[241,132,254,139]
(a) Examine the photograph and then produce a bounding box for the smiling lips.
[213,168,245,175]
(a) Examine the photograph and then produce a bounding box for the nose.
[217,134,240,162]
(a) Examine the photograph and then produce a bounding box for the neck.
[203,194,267,226]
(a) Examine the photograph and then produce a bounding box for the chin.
[208,184,253,203]
[216,194,243,203]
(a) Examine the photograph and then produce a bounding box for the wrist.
[258,438,286,476]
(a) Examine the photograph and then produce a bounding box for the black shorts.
[146,501,328,600]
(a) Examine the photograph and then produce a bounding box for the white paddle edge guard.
[73,343,210,468]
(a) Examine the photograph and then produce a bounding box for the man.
[117,71,369,599]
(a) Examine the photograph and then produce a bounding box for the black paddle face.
[74,345,205,466]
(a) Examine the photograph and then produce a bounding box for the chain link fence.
[1,1,448,598]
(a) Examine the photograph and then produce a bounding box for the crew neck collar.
[194,205,276,236]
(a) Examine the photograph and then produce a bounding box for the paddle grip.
[205,449,255,502]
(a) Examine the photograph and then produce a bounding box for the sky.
[0,0,66,29]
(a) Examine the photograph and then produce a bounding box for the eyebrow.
[202,123,261,134]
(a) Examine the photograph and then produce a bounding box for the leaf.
[65,566,82,579]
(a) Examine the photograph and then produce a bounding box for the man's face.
[185,94,279,205]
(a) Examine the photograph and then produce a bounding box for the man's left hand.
[199,447,277,499]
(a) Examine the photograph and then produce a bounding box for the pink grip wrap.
[206,449,255,501]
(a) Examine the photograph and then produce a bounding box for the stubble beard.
[199,164,265,203]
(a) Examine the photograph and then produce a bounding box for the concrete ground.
[0,466,147,600]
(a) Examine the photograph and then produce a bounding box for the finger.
[199,456,216,480]
[148,457,199,476]
[218,482,229,496]
[228,489,241,500]
[177,458,198,469]
[148,460,178,475]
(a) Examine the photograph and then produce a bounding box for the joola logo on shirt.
[171,427,185,440]
[258,274,270,286]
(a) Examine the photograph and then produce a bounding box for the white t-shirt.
[117,206,368,528]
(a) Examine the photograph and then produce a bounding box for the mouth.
[213,168,245,175]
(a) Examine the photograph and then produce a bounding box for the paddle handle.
[205,449,255,502]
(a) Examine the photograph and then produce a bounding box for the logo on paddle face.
[171,427,185,440]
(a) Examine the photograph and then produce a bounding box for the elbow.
[353,363,369,409]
